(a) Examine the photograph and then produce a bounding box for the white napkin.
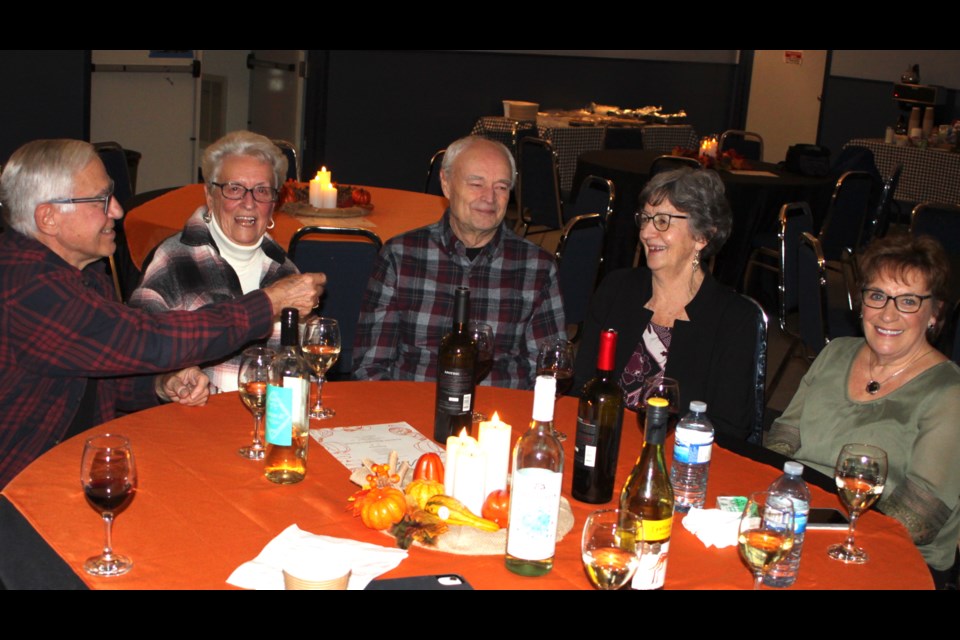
[681,508,741,549]
[227,524,408,590]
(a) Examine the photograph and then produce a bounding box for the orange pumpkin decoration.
[353,487,407,530]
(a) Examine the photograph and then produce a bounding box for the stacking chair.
[554,213,606,340]
[818,170,878,262]
[94,142,138,301]
[564,175,614,226]
[516,137,564,237]
[648,155,701,177]
[423,148,445,196]
[288,227,383,380]
[862,164,903,242]
[797,232,859,357]
[719,130,764,162]
[911,202,960,255]
[740,295,769,445]
[271,139,301,182]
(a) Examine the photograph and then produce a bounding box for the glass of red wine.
[536,337,576,441]
[238,346,275,459]
[81,434,137,577]
[642,375,680,433]
[469,322,494,421]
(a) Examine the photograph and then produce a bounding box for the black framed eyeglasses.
[45,180,115,215]
[634,211,690,231]
[860,288,932,314]
[211,182,278,203]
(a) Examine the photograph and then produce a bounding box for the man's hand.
[263,273,327,318]
[156,367,210,406]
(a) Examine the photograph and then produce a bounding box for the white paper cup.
[282,556,351,590]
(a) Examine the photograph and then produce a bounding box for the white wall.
[831,50,960,88]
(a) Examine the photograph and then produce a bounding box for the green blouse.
[767,337,960,571]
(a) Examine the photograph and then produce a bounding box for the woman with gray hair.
[572,167,757,440]
[130,131,300,393]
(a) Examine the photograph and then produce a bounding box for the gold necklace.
[865,349,931,395]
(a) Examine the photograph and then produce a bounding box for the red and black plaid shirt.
[0,231,274,488]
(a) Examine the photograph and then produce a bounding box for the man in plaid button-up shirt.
[353,136,565,389]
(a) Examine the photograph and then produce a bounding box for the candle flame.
[491,411,500,423]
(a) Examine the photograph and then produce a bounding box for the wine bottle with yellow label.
[620,397,674,589]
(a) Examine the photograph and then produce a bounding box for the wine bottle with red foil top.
[433,287,477,442]
[573,329,624,504]
[620,397,674,589]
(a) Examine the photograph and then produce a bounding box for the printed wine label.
[506,467,563,561]
[265,384,293,446]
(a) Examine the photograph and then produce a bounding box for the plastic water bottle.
[764,461,810,588]
[669,401,714,512]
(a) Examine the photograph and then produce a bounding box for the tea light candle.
[478,412,511,495]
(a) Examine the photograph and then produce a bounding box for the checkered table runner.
[845,138,960,205]
[640,125,699,153]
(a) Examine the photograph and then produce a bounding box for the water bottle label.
[673,427,713,464]
[791,499,809,534]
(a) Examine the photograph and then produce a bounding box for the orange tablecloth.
[2,382,932,590]
[125,184,449,269]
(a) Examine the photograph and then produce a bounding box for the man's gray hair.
[0,139,99,236]
[201,131,288,192]
[441,135,516,189]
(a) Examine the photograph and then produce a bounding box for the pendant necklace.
[865,349,931,395]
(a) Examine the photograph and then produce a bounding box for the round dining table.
[123,184,449,270]
[0,381,932,590]
[573,150,835,288]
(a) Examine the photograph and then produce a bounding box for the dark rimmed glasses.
[634,211,689,231]
[211,182,278,203]
[860,288,932,314]
[45,179,115,215]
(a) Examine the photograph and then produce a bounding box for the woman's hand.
[263,273,327,318]
[156,367,210,406]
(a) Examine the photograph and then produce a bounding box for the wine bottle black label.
[436,367,473,413]
[574,418,599,468]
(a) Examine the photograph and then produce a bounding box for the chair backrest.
[818,170,877,261]
[94,142,137,301]
[271,139,301,182]
[649,155,701,177]
[564,174,615,225]
[912,202,960,255]
[424,148,445,195]
[555,213,605,329]
[288,226,383,379]
[719,130,764,162]
[740,294,769,445]
[517,136,563,234]
[862,164,903,243]
[797,231,830,355]
[778,202,814,336]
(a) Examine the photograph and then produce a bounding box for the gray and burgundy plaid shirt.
[353,212,565,390]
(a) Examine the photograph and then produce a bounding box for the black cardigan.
[573,267,758,441]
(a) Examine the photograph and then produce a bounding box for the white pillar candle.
[308,171,325,208]
[444,434,461,495]
[478,411,511,495]
[318,166,331,189]
[320,184,338,209]
[452,433,487,516]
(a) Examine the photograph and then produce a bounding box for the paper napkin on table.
[227,524,408,590]
[681,508,741,549]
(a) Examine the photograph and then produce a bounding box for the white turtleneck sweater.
[206,212,270,294]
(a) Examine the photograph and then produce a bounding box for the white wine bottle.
[573,328,624,504]
[620,397,674,589]
[505,375,564,576]
[264,308,310,484]
[433,287,477,442]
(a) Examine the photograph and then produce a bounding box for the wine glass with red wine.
[469,322,494,421]
[80,434,137,577]
[238,346,275,460]
[536,337,576,441]
[642,376,680,432]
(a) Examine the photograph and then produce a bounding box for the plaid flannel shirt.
[0,230,274,488]
[353,212,566,389]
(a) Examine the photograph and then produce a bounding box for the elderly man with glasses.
[0,138,325,488]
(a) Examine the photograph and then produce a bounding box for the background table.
[1,382,931,589]
[124,184,449,269]
[845,138,960,205]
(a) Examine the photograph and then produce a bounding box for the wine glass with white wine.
[828,443,887,564]
[581,509,643,590]
[302,316,341,419]
[237,346,274,460]
[738,491,795,590]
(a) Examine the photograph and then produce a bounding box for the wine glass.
[302,316,341,419]
[828,443,888,564]
[738,491,795,590]
[80,434,137,577]
[469,322,494,421]
[238,346,274,460]
[642,375,680,432]
[581,509,643,590]
[536,337,575,441]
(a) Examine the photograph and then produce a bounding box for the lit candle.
[452,432,487,515]
[320,183,338,209]
[478,411,511,495]
[308,170,325,208]
[444,434,461,495]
